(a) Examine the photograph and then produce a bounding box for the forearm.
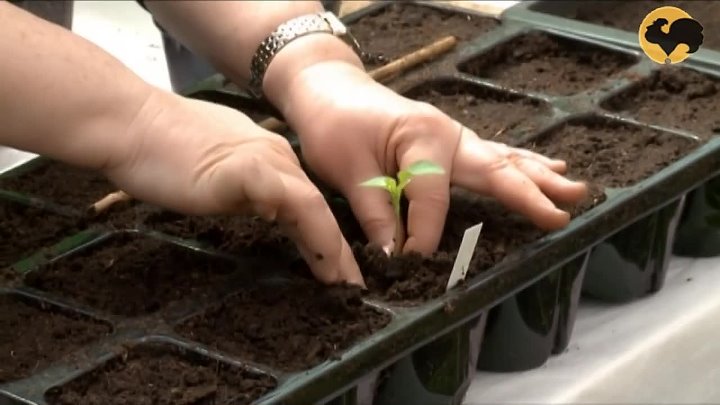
[142,0,364,113]
[0,2,157,171]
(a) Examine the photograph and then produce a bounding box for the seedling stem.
[359,160,445,255]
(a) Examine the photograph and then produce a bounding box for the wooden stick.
[88,190,131,215]
[89,35,459,214]
[258,35,458,133]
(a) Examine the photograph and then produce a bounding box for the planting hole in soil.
[44,343,277,405]
[0,294,111,384]
[176,280,392,372]
[521,116,699,190]
[529,0,720,51]
[24,232,239,317]
[0,201,81,270]
[458,31,637,96]
[348,3,499,70]
[403,79,550,142]
[322,193,547,304]
[0,160,116,207]
[602,66,720,139]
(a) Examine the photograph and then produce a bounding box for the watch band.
[248,11,362,99]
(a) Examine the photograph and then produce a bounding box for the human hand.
[105,90,364,286]
[279,62,588,255]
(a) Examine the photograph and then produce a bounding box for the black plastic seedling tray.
[503,0,720,258]
[2,2,720,404]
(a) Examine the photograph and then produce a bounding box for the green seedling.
[359,160,445,255]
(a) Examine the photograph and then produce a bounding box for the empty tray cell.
[458,31,637,96]
[0,294,111,384]
[348,3,499,69]
[520,116,699,189]
[24,232,239,318]
[0,200,81,270]
[602,66,720,139]
[529,0,720,50]
[404,79,550,142]
[44,342,277,405]
[0,160,115,207]
[176,280,392,372]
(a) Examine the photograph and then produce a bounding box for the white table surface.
[4,1,719,403]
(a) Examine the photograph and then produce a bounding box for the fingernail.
[382,243,394,257]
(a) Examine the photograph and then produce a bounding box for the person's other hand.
[105,90,363,286]
[281,62,588,255]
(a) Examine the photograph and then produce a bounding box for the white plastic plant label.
[446,222,483,291]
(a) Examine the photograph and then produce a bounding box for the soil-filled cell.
[176,280,392,372]
[24,233,239,317]
[141,211,297,261]
[459,32,637,96]
[44,343,276,405]
[521,116,699,188]
[0,294,111,384]
[0,201,81,270]
[602,67,720,139]
[0,161,115,207]
[404,80,549,142]
[530,0,720,51]
[348,3,499,69]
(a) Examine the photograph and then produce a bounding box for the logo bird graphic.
[644,17,704,60]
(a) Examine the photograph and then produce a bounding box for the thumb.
[343,179,398,255]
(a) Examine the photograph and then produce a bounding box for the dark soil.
[0,201,81,269]
[602,66,720,139]
[348,2,500,70]
[0,295,111,383]
[531,0,720,50]
[404,79,549,142]
[0,161,116,207]
[45,344,276,405]
[141,211,297,261]
[459,31,637,96]
[24,233,239,317]
[521,116,699,188]
[176,280,391,372]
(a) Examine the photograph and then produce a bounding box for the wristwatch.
[248,11,363,99]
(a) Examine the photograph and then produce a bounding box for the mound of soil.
[602,66,720,139]
[0,161,116,207]
[459,31,637,96]
[0,201,81,269]
[45,343,276,405]
[521,116,700,188]
[176,280,391,372]
[0,295,111,383]
[24,233,239,317]
[404,80,549,142]
[348,2,500,69]
[531,0,720,51]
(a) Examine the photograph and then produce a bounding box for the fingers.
[275,173,365,287]
[343,181,397,255]
[393,112,456,255]
[210,140,365,287]
[452,129,584,230]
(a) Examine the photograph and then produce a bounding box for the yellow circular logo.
[638,6,704,64]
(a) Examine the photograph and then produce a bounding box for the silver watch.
[248,11,363,99]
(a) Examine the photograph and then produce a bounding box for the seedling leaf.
[405,160,445,176]
[360,176,395,189]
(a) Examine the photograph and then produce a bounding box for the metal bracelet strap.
[249,12,339,99]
